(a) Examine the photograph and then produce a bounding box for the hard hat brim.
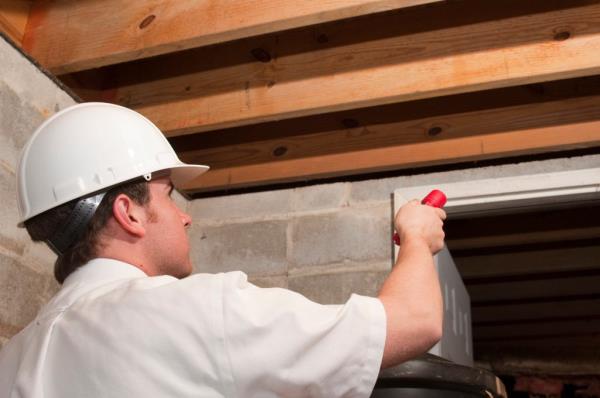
[168,163,210,189]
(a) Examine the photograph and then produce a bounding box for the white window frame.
[394,167,600,218]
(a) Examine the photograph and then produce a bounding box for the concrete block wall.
[188,154,600,305]
[0,35,77,348]
[188,183,393,303]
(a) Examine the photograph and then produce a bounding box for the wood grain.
[86,0,600,136]
[174,82,600,192]
[471,299,600,323]
[455,245,600,280]
[181,119,600,193]
[176,90,600,168]
[23,0,442,74]
[0,1,31,45]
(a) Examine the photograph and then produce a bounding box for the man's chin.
[162,261,193,279]
[177,261,194,279]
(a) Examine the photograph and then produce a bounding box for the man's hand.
[394,200,446,254]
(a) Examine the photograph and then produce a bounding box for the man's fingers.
[435,208,447,220]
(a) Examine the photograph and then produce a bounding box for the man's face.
[143,177,193,278]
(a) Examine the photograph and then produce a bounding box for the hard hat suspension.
[46,192,107,256]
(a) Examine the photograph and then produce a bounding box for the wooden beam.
[446,204,600,250]
[472,299,600,324]
[0,1,31,46]
[448,227,600,250]
[89,0,600,137]
[173,76,600,164]
[23,0,442,74]
[474,319,600,341]
[475,348,600,376]
[182,120,600,192]
[477,335,600,348]
[177,89,600,166]
[177,84,600,192]
[455,245,600,280]
[467,274,600,303]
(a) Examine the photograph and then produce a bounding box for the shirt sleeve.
[220,271,387,398]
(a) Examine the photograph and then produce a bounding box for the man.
[0,102,445,397]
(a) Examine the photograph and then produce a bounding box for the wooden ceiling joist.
[175,84,600,166]
[472,299,600,324]
[183,119,600,193]
[446,203,600,251]
[176,79,600,192]
[0,1,32,46]
[473,319,600,342]
[65,0,600,138]
[455,245,600,280]
[468,274,600,304]
[16,0,600,194]
[23,0,442,74]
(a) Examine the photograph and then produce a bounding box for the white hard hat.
[17,102,209,226]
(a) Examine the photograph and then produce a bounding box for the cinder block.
[0,162,52,276]
[288,269,387,305]
[0,321,20,343]
[0,36,76,114]
[292,182,350,212]
[190,220,288,276]
[350,178,400,204]
[189,188,292,223]
[290,206,392,268]
[0,163,27,258]
[0,60,70,277]
[0,335,8,350]
[0,82,46,168]
[0,254,59,331]
[248,274,288,289]
[21,241,55,276]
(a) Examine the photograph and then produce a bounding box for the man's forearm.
[378,237,444,368]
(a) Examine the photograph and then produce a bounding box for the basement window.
[394,167,600,377]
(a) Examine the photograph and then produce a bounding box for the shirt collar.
[62,258,148,287]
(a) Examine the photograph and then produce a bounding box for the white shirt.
[0,258,386,397]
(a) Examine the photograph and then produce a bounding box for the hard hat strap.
[46,192,107,256]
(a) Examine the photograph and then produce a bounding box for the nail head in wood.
[553,31,570,41]
[526,83,545,96]
[428,126,443,136]
[317,34,329,43]
[251,48,272,63]
[342,118,359,129]
[273,146,288,157]
[139,15,156,29]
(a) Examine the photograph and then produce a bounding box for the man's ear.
[112,194,146,238]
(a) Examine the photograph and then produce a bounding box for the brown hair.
[25,179,151,284]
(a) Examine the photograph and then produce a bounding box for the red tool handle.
[393,189,447,246]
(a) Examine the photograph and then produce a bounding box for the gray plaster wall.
[189,154,600,305]
[0,35,76,348]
